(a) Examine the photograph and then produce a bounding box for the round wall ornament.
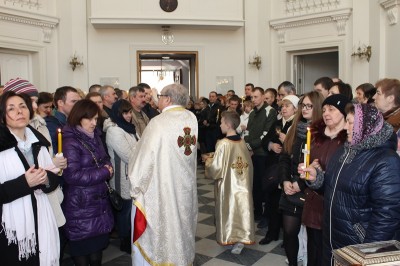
[160,0,178,12]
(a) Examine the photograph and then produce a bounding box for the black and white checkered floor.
[62,164,290,265]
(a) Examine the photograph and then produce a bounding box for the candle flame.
[58,128,61,133]
[307,127,310,130]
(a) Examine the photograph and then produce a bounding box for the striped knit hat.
[3,78,39,97]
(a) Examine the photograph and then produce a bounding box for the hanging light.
[158,58,166,81]
[161,26,174,45]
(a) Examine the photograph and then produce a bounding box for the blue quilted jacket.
[322,133,400,265]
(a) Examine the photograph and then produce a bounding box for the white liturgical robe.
[129,105,198,266]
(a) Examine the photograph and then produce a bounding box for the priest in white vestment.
[129,83,198,266]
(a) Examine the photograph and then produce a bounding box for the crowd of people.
[0,76,400,265]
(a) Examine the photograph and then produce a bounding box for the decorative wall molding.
[0,6,59,43]
[380,0,400,25]
[90,18,244,30]
[285,0,341,16]
[270,8,352,43]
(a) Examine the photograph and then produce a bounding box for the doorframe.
[293,48,338,94]
[130,44,204,99]
[136,50,199,98]
[278,40,346,90]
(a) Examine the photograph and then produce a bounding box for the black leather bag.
[77,138,124,211]
[105,182,123,211]
[286,191,306,207]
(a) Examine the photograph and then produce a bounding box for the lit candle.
[57,128,62,154]
[216,108,220,122]
[305,127,311,179]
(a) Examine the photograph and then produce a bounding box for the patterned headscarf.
[351,104,384,145]
[340,103,392,164]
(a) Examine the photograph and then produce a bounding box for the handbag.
[302,188,324,229]
[105,181,123,211]
[77,138,123,211]
[285,191,306,207]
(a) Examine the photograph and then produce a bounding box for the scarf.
[111,100,137,135]
[77,125,95,139]
[296,119,310,140]
[1,127,59,265]
[339,104,392,163]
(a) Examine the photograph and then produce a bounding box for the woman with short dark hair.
[62,99,114,266]
[0,91,60,265]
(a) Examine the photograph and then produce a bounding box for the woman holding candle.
[300,103,400,266]
[3,78,67,232]
[0,91,60,265]
[278,91,324,266]
[62,100,114,266]
[302,94,349,266]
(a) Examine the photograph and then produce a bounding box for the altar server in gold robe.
[129,83,198,266]
[204,110,255,254]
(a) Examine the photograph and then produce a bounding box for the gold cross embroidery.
[231,156,249,175]
[177,127,197,156]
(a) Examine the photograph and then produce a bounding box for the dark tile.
[102,253,131,265]
[197,189,210,196]
[194,253,213,266]
[205,232,216,241]
[198,195,215,205]
[198,204,215,214]
[198,215,215,226]
[269,241,286,256]
[255,227,268,236]
[61,257,74,266]
[216,247,267,265]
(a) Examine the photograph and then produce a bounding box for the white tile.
[196,223,215,238]
[198,184,214,191]
[252,253,288,266]
[202,258,243,266]
[195,238,228,257]
[198,212,212,222]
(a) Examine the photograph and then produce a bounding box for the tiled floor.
[62,164,289,265]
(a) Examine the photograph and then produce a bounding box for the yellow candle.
[57,128,62,154]
[306,127,311,179]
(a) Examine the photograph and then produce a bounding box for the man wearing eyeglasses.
[129,83,198,266]
[128,86,149,137]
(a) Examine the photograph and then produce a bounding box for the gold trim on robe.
[129,108,198,265]
[205,138,255,246]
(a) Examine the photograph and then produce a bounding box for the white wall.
[1,0,399,94]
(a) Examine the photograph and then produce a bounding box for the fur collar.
[311,118,347,147]
[0,124,50,152]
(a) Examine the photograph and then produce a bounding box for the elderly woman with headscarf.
[300,103,400,266]
[103,99,139,254]
[0,91,60,265]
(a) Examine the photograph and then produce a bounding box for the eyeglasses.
[301,103,313,110]
[157,94,169,99]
